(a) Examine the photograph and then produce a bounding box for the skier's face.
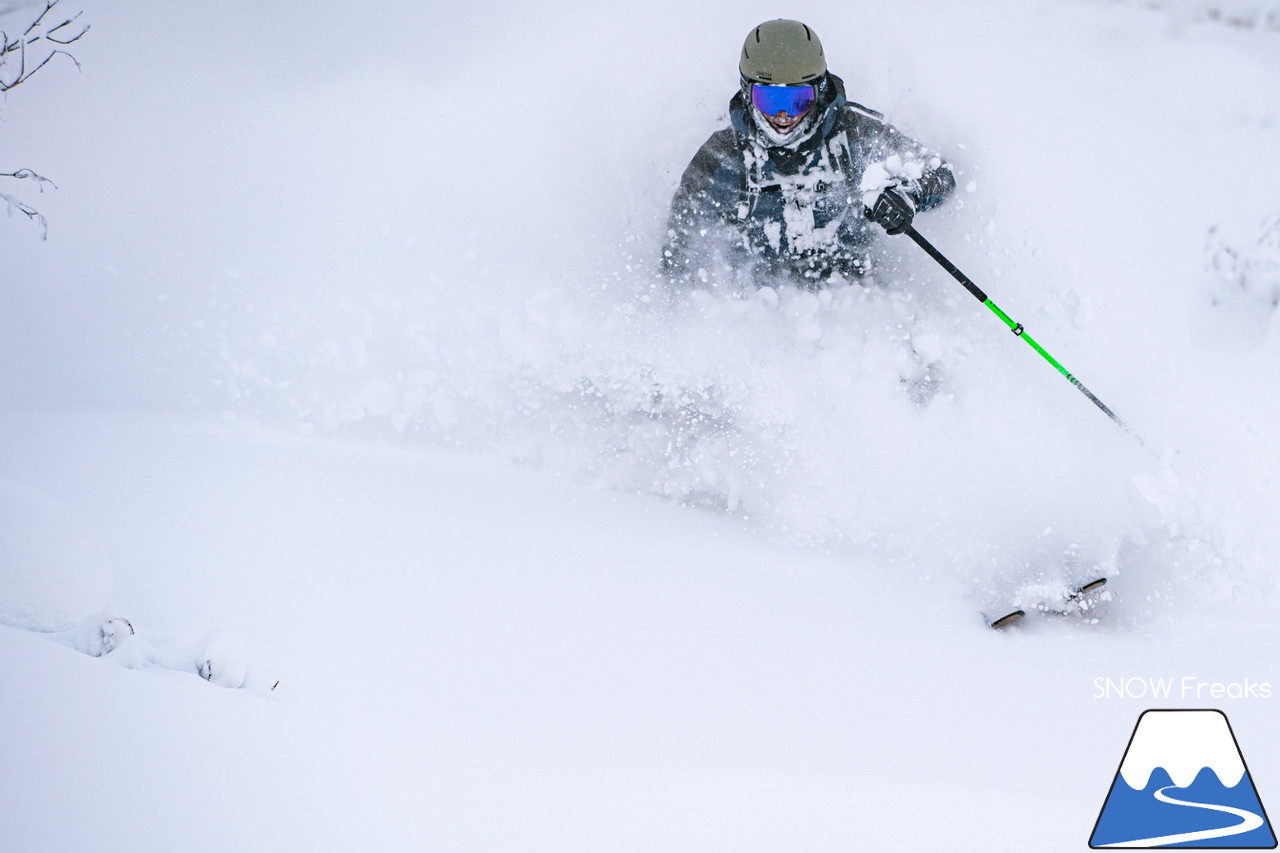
[763,111,805,133]
[750,83,815,133]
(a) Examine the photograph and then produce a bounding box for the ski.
[985,577,1108,630]
[988,609,1026,630]
[1039,577,1108,618]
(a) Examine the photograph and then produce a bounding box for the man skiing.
[662,19,956,287]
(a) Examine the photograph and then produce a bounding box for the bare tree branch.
[22,1,54,37]
[0,189,48,239]
[0,0,89,92]
[0,2,87,237]
[46,11,87,45]
[1,167,57,189]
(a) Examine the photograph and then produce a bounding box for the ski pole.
[902,224,1148,450]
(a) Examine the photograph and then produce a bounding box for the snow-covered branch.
[0,0,89,93]
[1,188,48,237]
[1,166,56,188]
[1,1,87,237]
[0,169,55,239]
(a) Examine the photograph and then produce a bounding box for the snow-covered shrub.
[73,608,135,657]
[1107,0,1280,29]
[1205,214,1280,307]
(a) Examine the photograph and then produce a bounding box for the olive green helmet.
[739,19,826,86]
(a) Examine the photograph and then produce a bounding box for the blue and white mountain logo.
[1090,709,1276,848]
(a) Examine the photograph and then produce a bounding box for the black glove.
[867,186,916,236]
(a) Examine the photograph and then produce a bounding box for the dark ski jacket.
[662,74,955,285]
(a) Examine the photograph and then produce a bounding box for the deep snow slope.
[2,0,1280,850]
[2,412,1279,853]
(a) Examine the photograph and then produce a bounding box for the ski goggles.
[750,83,816,117]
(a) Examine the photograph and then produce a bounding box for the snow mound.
[0,479,112,631]
[73,607,136,657]
[197,628,248,689]
[72,607,254,690]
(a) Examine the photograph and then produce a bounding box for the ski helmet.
[739,19,826,86]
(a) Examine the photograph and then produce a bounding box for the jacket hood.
[729,72,848,148]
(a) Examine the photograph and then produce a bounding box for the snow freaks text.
[1092,677,1274,701]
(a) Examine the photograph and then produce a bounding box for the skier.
[662,19,956,288]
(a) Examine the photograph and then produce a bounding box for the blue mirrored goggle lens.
[751,84,815,117]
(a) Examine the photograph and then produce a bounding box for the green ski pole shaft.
[903,226,1147,449]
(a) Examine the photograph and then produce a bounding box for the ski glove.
[867,186,916,236]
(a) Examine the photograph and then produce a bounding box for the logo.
[1090,709,1276,848]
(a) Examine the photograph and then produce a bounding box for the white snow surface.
[0,478,112,630]
[2,1,1280,851]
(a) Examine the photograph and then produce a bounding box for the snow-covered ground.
[2,1,1280,850]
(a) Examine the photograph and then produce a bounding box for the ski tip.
[1078,577,1107,594]
[989,610,1026,630]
